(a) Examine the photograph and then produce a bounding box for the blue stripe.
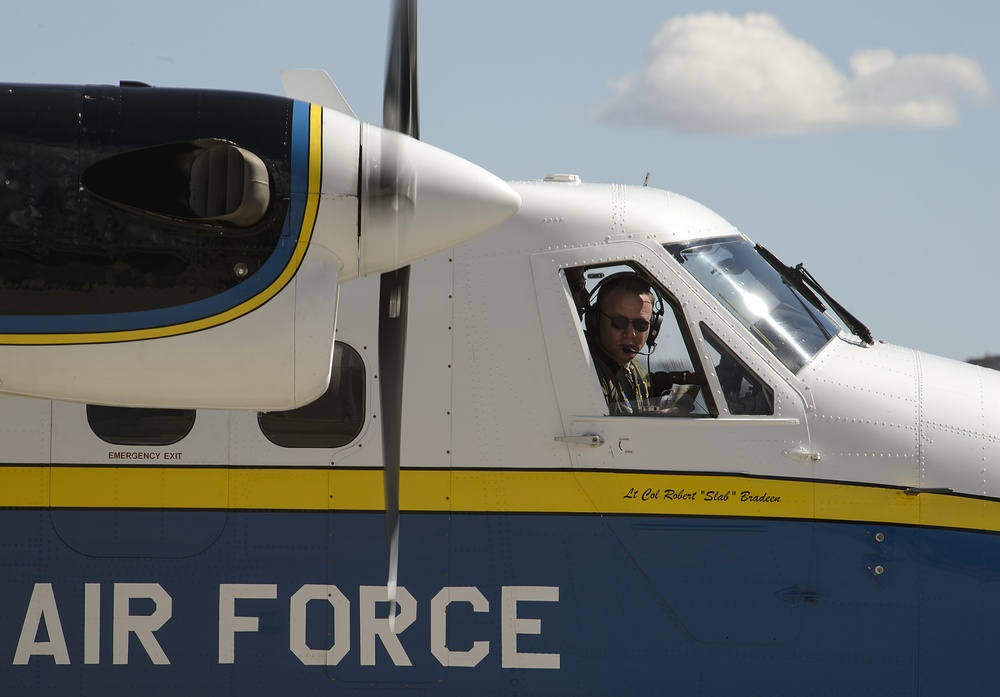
[0,509,997,693]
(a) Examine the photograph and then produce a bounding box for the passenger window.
[701,325,774,415]
[570,265,714,417]
[87,406,195,446]
[258,341,366,447]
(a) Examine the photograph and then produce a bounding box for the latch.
[554,434,604,448]
[783,445,821,462]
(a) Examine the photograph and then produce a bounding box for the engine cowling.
[0,83,519,408]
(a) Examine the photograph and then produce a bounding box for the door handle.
[554,434,604,448]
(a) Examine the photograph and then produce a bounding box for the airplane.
[1,1,999,694]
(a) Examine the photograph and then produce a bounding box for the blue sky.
[4,1,997,361]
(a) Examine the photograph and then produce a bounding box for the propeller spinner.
[289,0,520,632]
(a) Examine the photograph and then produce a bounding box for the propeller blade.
[378,266,408,633]
[379,0,418,633]
[384,0,418,138]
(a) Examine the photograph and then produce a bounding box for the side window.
[87,406,195,446]
[647,300,713,416]
[258,341,366,448]
[701,324,774,415]
[571,264,714,417]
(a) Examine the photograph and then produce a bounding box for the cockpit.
[568,235,855,419]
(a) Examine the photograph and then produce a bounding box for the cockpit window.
[701,325,774,416]
[667,237,840,373]
[569,264,715,417]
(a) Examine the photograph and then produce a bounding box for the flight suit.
[587,335,670,415]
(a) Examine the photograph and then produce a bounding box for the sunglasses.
[600,310,650,332]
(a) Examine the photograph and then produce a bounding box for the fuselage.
[2,130,1000,695]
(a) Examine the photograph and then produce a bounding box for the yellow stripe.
[0,467,49,507]
[233,467,331,510]
[3,466,996,533]
[0,104,324,345]
[51,467,229,508]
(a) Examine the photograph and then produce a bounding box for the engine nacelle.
[0,83,519,408]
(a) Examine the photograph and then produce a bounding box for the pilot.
[585,274,673,415]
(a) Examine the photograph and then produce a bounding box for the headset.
[584,272,664,350]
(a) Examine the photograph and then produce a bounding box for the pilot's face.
[597,287,653,366]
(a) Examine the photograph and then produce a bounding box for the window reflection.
[668,237,839,373]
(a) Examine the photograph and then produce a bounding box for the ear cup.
[646,307,664,349]
[584,304,599,335]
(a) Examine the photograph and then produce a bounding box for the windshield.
[667,237,840,373]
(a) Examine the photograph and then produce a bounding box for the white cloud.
[595,12,990,135]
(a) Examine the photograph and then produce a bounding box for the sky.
[3,1,997,362]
